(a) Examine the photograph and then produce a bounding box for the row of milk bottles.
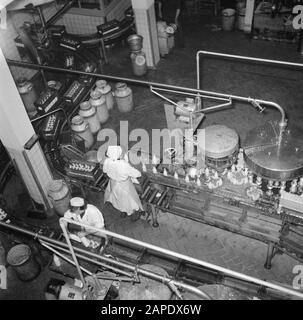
[71,80,134,150]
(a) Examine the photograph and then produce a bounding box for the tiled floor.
[1,13,303,299]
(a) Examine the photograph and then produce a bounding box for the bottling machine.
[1,0,303,300]
[3,50,303,300]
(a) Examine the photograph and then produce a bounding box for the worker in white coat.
[103,145,143,221]
[64,197,105,247]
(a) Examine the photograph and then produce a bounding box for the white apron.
[103,158,143,215]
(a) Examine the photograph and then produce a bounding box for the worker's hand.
[77,231,87,238]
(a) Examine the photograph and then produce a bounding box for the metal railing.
[58,217,303,299]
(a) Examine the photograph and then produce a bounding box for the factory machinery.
[9,50,303,268]
[1,211,303,300]
[3,9,303,298]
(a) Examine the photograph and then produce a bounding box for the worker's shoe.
[120,212,127,218]
[130,211,141,222]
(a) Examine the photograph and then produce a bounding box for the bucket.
[127,34,143,52]
[222,8,236,31]
[7,244,41,281]
[237,8,246,31]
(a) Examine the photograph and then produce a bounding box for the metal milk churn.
[71,115,94,150]
[89,90,109,124]
[79,101,101,134]
[47,179,71,217]
[114,82,134,113]
[95,80,114,110]
[16,77,38,117]
[130,51,147,76]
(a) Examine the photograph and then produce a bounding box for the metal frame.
[1,218,303,299]
[58,217,303,299]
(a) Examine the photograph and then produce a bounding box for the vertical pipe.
[264,242,275,269]
[59,219,87,287]
[36,6,46,32]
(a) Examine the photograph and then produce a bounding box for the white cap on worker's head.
[107,145,122,161]
[70,197,85,207]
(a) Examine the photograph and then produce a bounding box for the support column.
[244,0,255,34]
[131,0,160,68]
[0,47,54,212]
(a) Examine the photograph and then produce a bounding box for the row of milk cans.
[71,80,134,150]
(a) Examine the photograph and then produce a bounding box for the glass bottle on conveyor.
[89,90,109,124]
[95,80,114,110]
[79,101,101,134]
[71,115,94,150]
[114,82,134,113]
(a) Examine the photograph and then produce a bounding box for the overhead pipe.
[196,50,303,130]
[7,59,288,130]
[150,86,231,102]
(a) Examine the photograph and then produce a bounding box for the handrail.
[1,218,303,299]
[59,217,303,299]
[59,217,213,300]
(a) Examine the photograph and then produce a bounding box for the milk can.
[16,78,38,116]
[114,82,134,113]
[6,244,41,282]
[71,115,94,150]
[130,51,147,76]
[86,150,99,163]
[79,101,101,134]
[47,179,71,216]
[89,90,109,124]
[95,80,114,110]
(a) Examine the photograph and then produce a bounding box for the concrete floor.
[1,14,303,299]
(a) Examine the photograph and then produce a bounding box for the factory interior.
[0,0,303,301]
